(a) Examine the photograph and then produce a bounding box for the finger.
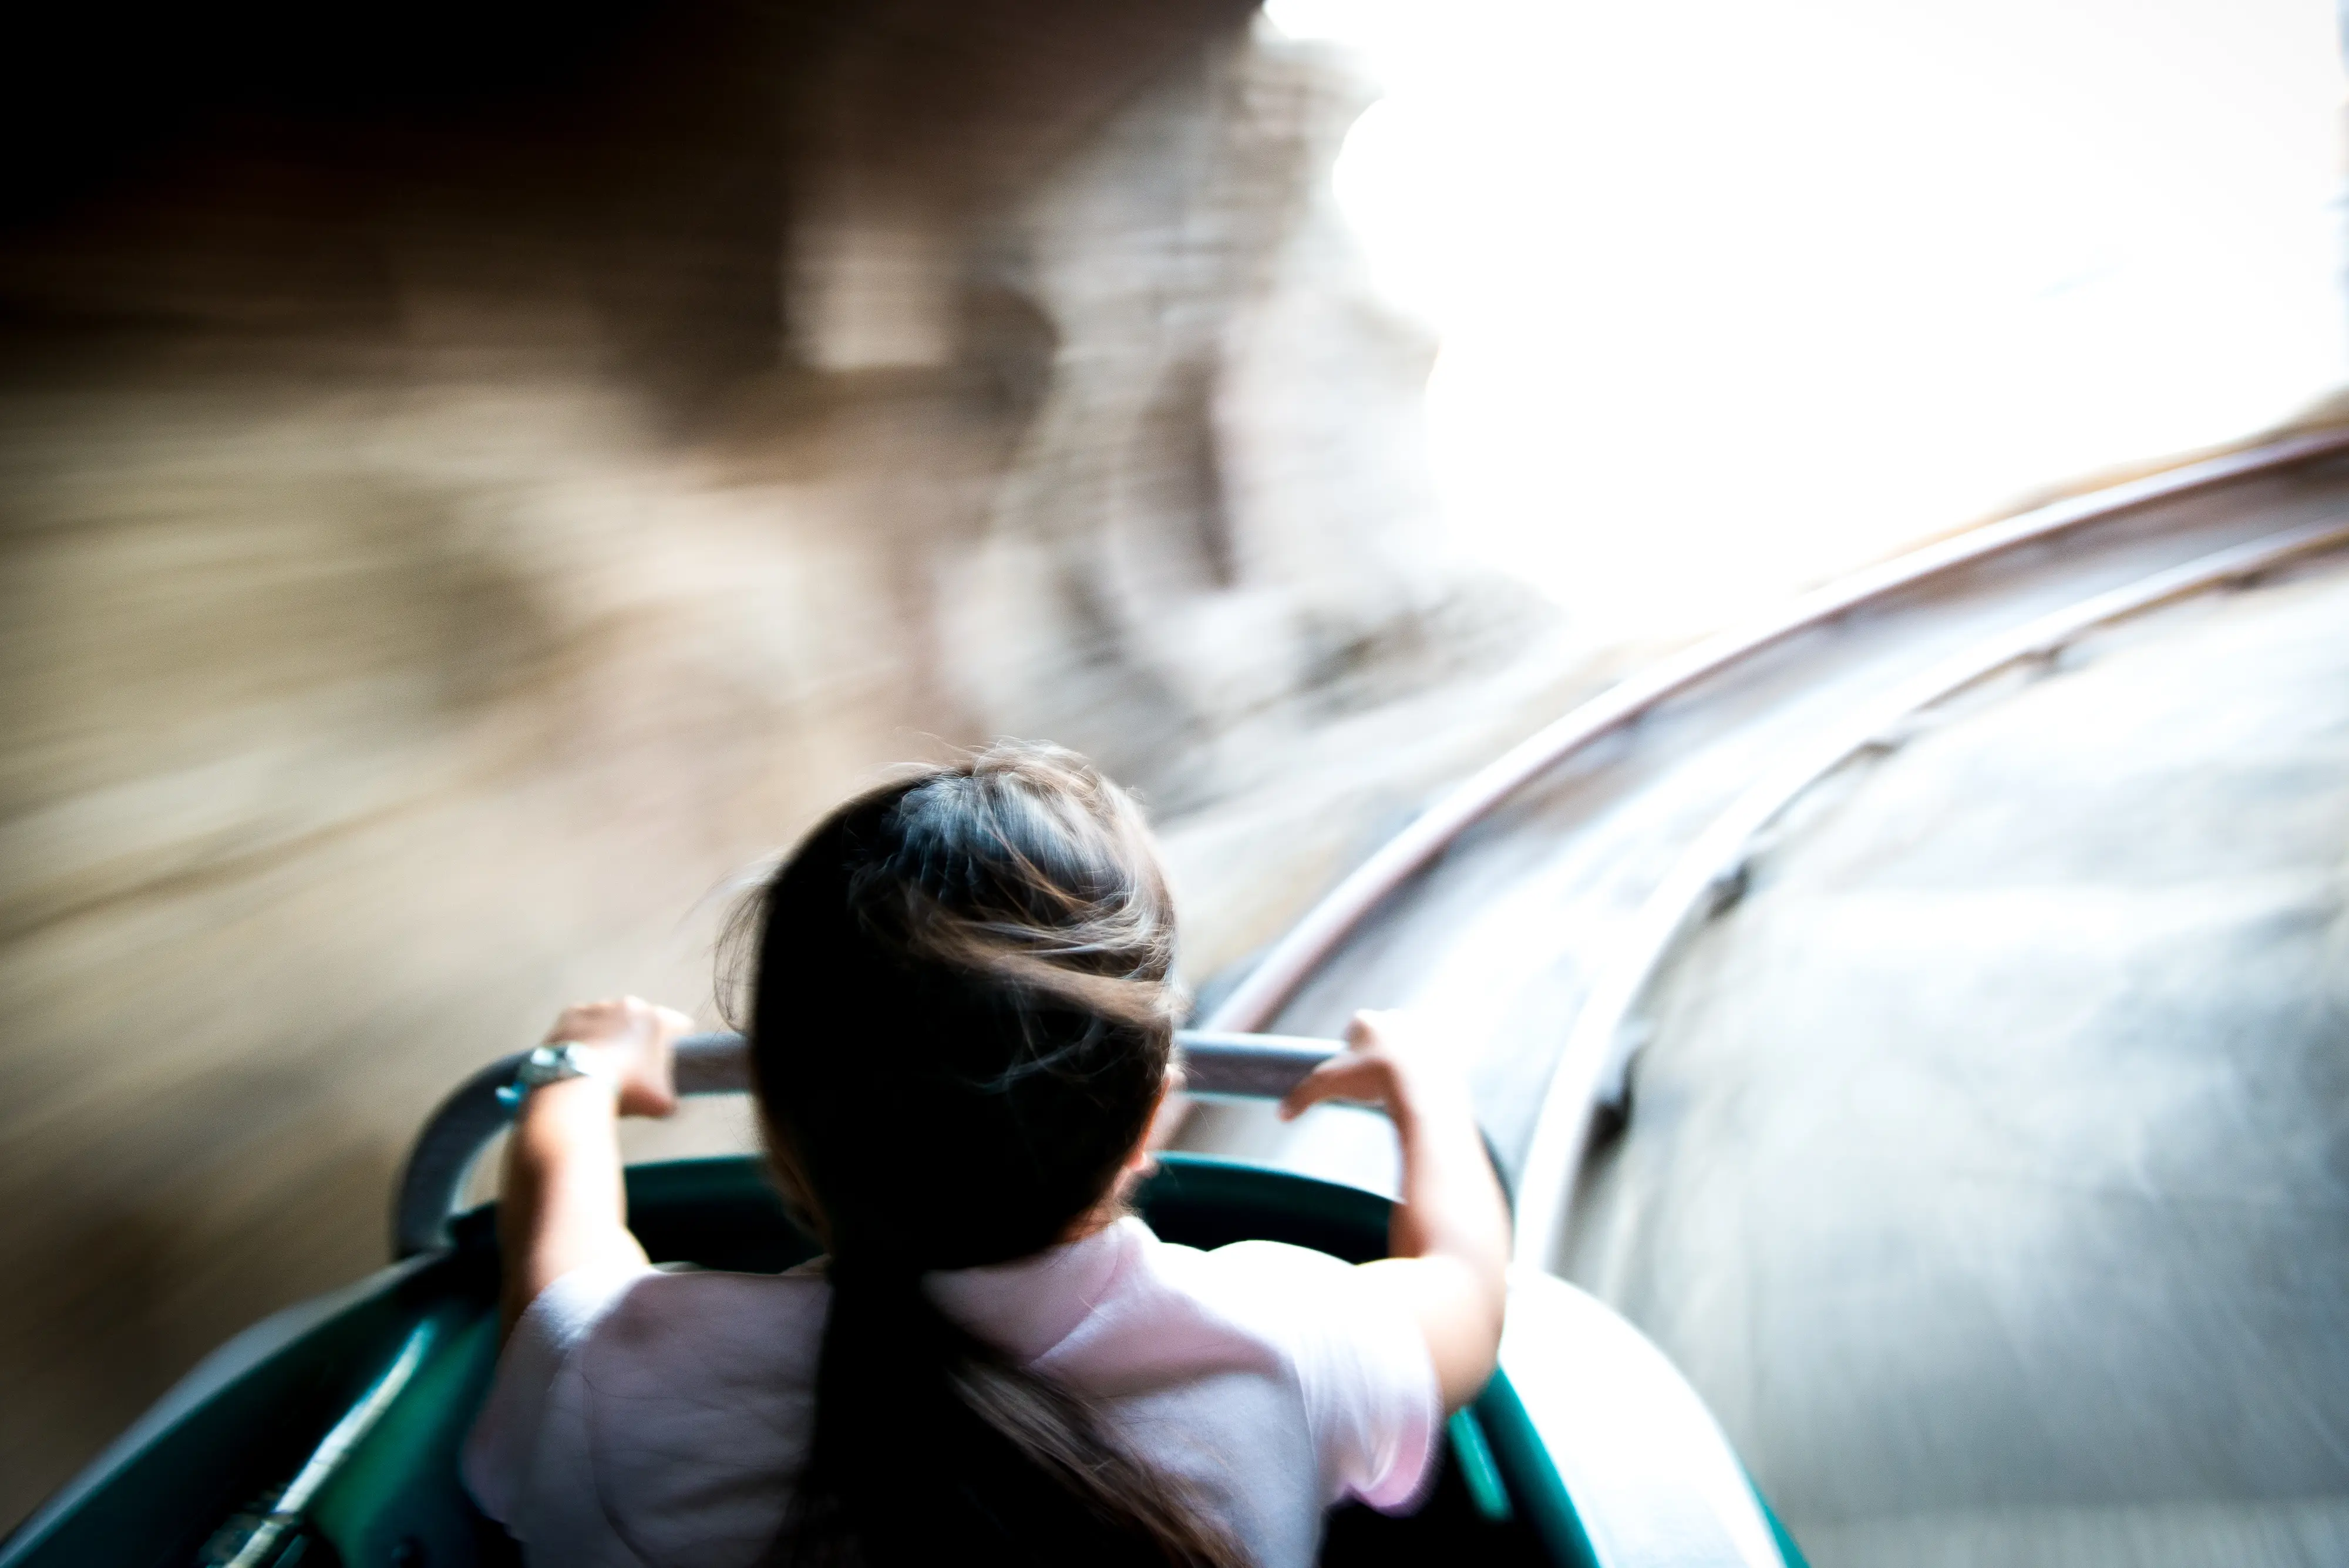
[1278,1055,1388,1121]
[546,1001,612,1043]
[1347,1009,1401,1052]
[620,1082,681,1119]
[1278,1064,1372,1121]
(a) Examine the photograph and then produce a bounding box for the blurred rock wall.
[0,0,1556,1523]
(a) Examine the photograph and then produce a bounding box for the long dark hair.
[731,743,1249,1568]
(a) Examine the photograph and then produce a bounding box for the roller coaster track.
[1181,427,2349,1211]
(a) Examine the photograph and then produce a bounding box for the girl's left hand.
[541,995,688,1118]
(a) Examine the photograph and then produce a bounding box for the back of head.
[736,742,1242,1568]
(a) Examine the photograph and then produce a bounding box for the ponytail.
[739,745,1250,1568]
[785,1258,1244,1567]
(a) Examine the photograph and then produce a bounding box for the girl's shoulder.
[1116,1223,1443,1513]
[1042,1221,1400,1387]
[587,1262,831,1364]
[467,1263,825,1525]
[1140,1227,1371,1321]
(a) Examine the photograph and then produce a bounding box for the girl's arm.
[1278,1010,1512,1411]
[497,996,687,1335]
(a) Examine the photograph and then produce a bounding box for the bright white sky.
[1264,0,2349,637]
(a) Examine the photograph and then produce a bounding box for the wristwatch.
[496,1041,617,1109]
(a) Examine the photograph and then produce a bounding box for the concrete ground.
[1563,556,2349,1567]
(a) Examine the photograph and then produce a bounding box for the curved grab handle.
[392,1028,1340,1258]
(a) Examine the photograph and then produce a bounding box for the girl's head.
[743,742,1179,1268]
[732,742,1237,1568]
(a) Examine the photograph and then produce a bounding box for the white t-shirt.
[465,1214,1441,1568]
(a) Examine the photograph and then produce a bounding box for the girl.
[466,743,1510,1567]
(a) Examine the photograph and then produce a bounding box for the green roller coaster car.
[2,1035,1806,1568]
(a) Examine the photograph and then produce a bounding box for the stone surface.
[0,3,1561,1524]
[1564,557,2349,1567]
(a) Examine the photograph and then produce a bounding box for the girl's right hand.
[541,995,689,1119]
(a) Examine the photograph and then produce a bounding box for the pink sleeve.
[462,1261,652,1522]
[1210,1242,1443,1514]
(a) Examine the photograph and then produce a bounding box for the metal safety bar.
[392,1028,1340,1257]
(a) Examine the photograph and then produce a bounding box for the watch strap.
[496,1041,615,1109]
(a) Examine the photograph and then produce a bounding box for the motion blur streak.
[1,0,2345,1552]
[0,2,1587,1523]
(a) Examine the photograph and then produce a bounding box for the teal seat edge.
[0,1251,473,1568]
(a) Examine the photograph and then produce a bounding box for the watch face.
[504,1043,605,1107]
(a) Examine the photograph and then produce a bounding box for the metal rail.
[392,1028,1341,1257]
[1507,517,2349,1276]
[1203,428,2349,1035]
